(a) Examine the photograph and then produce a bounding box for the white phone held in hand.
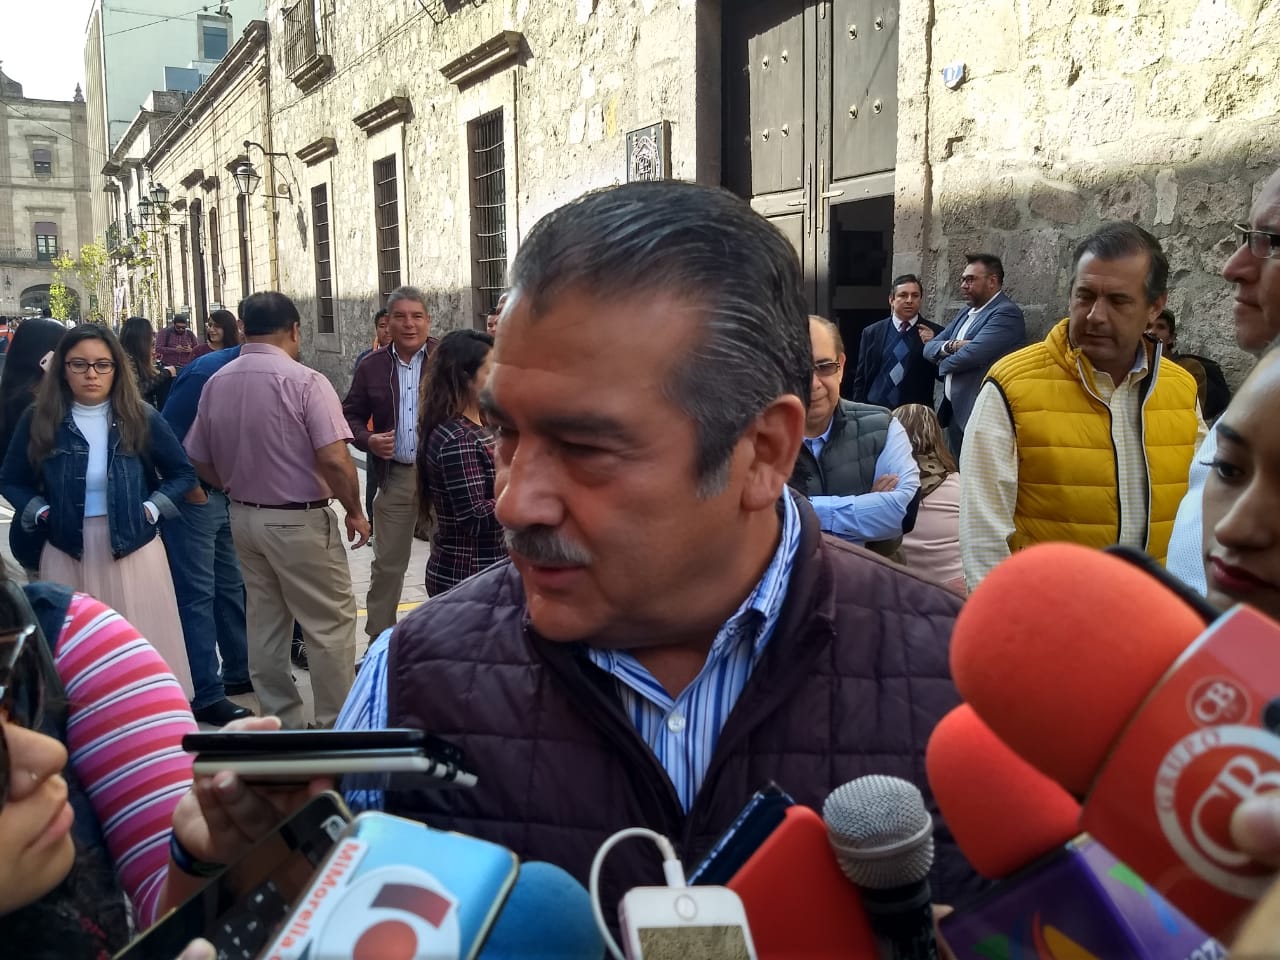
[619,885,758,960]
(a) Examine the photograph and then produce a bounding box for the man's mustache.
[504,526,592,567]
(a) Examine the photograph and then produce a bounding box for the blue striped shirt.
[335,494,802,814]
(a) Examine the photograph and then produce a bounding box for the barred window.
[312,183,335,334]
[468,110,507,324]
[373,155,400,299]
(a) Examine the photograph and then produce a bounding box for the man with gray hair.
[961,221,1203,589]
[335,181,982,910]
[343,286,438,634]
[1167,168,1280,593]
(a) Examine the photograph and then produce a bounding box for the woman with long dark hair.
[120,315,176,408]
[0,323,197,696]
[0,318,65,459]
[892,403,965,594]
[416,329,505,594]
[192,308,242,360]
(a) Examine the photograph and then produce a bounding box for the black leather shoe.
[291,638,309,670]
[223,679,254,696]
[193,698,253,726]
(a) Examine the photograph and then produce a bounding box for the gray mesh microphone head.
[822,775,935,890]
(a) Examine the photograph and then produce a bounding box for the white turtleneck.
[72,401,111,518]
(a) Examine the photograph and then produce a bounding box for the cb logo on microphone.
[1187,677,1250,726]
[1155,725,1280,898]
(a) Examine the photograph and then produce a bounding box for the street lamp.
[149,182,169,206]
[235,140,291,201]
[137,197,154,226]
[233,160,262,197]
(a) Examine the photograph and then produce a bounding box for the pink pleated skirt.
[40,515,194,699]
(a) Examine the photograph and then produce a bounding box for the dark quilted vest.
[385,499,982,916]
[795,400,903,556]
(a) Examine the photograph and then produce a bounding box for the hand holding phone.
[172,717,336,887]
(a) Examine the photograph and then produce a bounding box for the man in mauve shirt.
[185,291,370,729]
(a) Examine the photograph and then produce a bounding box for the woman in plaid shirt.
[417,330,506,594]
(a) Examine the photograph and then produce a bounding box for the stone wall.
[147,43,274,327]
[895,0,1280,384]
[267,0,715,387]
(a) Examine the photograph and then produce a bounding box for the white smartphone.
[619,885,758,960]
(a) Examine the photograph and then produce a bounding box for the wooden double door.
[724,0,901,356]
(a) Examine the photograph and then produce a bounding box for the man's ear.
[739,395,806,513]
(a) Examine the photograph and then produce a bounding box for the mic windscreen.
[823,775,934,889]
[950,542,1206,795]
[925,704,1081,879]
[478,860,605,959]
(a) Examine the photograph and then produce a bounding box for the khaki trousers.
[365,461,418,637]
[229,503,357,728]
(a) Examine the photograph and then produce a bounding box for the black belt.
[233,499,331,511]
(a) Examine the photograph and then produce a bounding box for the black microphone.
[823,775,939,960]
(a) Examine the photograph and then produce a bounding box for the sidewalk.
[0,455,430,726]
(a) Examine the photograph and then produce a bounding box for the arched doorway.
[20,284,80,319]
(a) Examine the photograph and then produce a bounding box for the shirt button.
[667,712,686,734]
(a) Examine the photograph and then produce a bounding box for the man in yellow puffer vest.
[960,222,1205,589]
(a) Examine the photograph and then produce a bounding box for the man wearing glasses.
[961,222,1203,590]
[1168,170,1280,594]
[922,253,1026,455]
[794,315,921,556]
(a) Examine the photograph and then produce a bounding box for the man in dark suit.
[923,253,1027,455]
[851,273,943,409]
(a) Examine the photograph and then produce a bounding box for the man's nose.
[494,442,565,532]
[1223,242,1258,285]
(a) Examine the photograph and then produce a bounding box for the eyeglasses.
[1233,223,1280,260]
[0,624,40,812]
[959,275,984,286]
[64,359,116,375]
[813,360,842,377]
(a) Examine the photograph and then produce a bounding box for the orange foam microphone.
[948,542,1280,935]
[925,703,1080,879]
[949,542,1207,796]
[926,703,1222,959]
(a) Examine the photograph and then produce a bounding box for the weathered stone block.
[1096,176,1154,223]
[1146,68,1211,122]
[1128,136,1203,166]
[1177,178,1250,229]
[1029,180,1086,224]
[1002,229,1070,307]
[1154,169,1178,226]
[1069,82,1136,146]
[1169,0,1247,64]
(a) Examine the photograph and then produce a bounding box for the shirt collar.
[970,290,1001,314]
[892,312,914,332]
[392,344,427,367]
[807,414,836,447]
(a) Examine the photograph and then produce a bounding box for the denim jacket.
[0,404,196,560]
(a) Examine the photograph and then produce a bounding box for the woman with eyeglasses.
[191,308,242,361]
[0,323,197,697]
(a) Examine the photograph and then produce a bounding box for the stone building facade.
[130,0,1276,389]
[143,21,275,335]
[0,70,94,317]
[265,0,716,385]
